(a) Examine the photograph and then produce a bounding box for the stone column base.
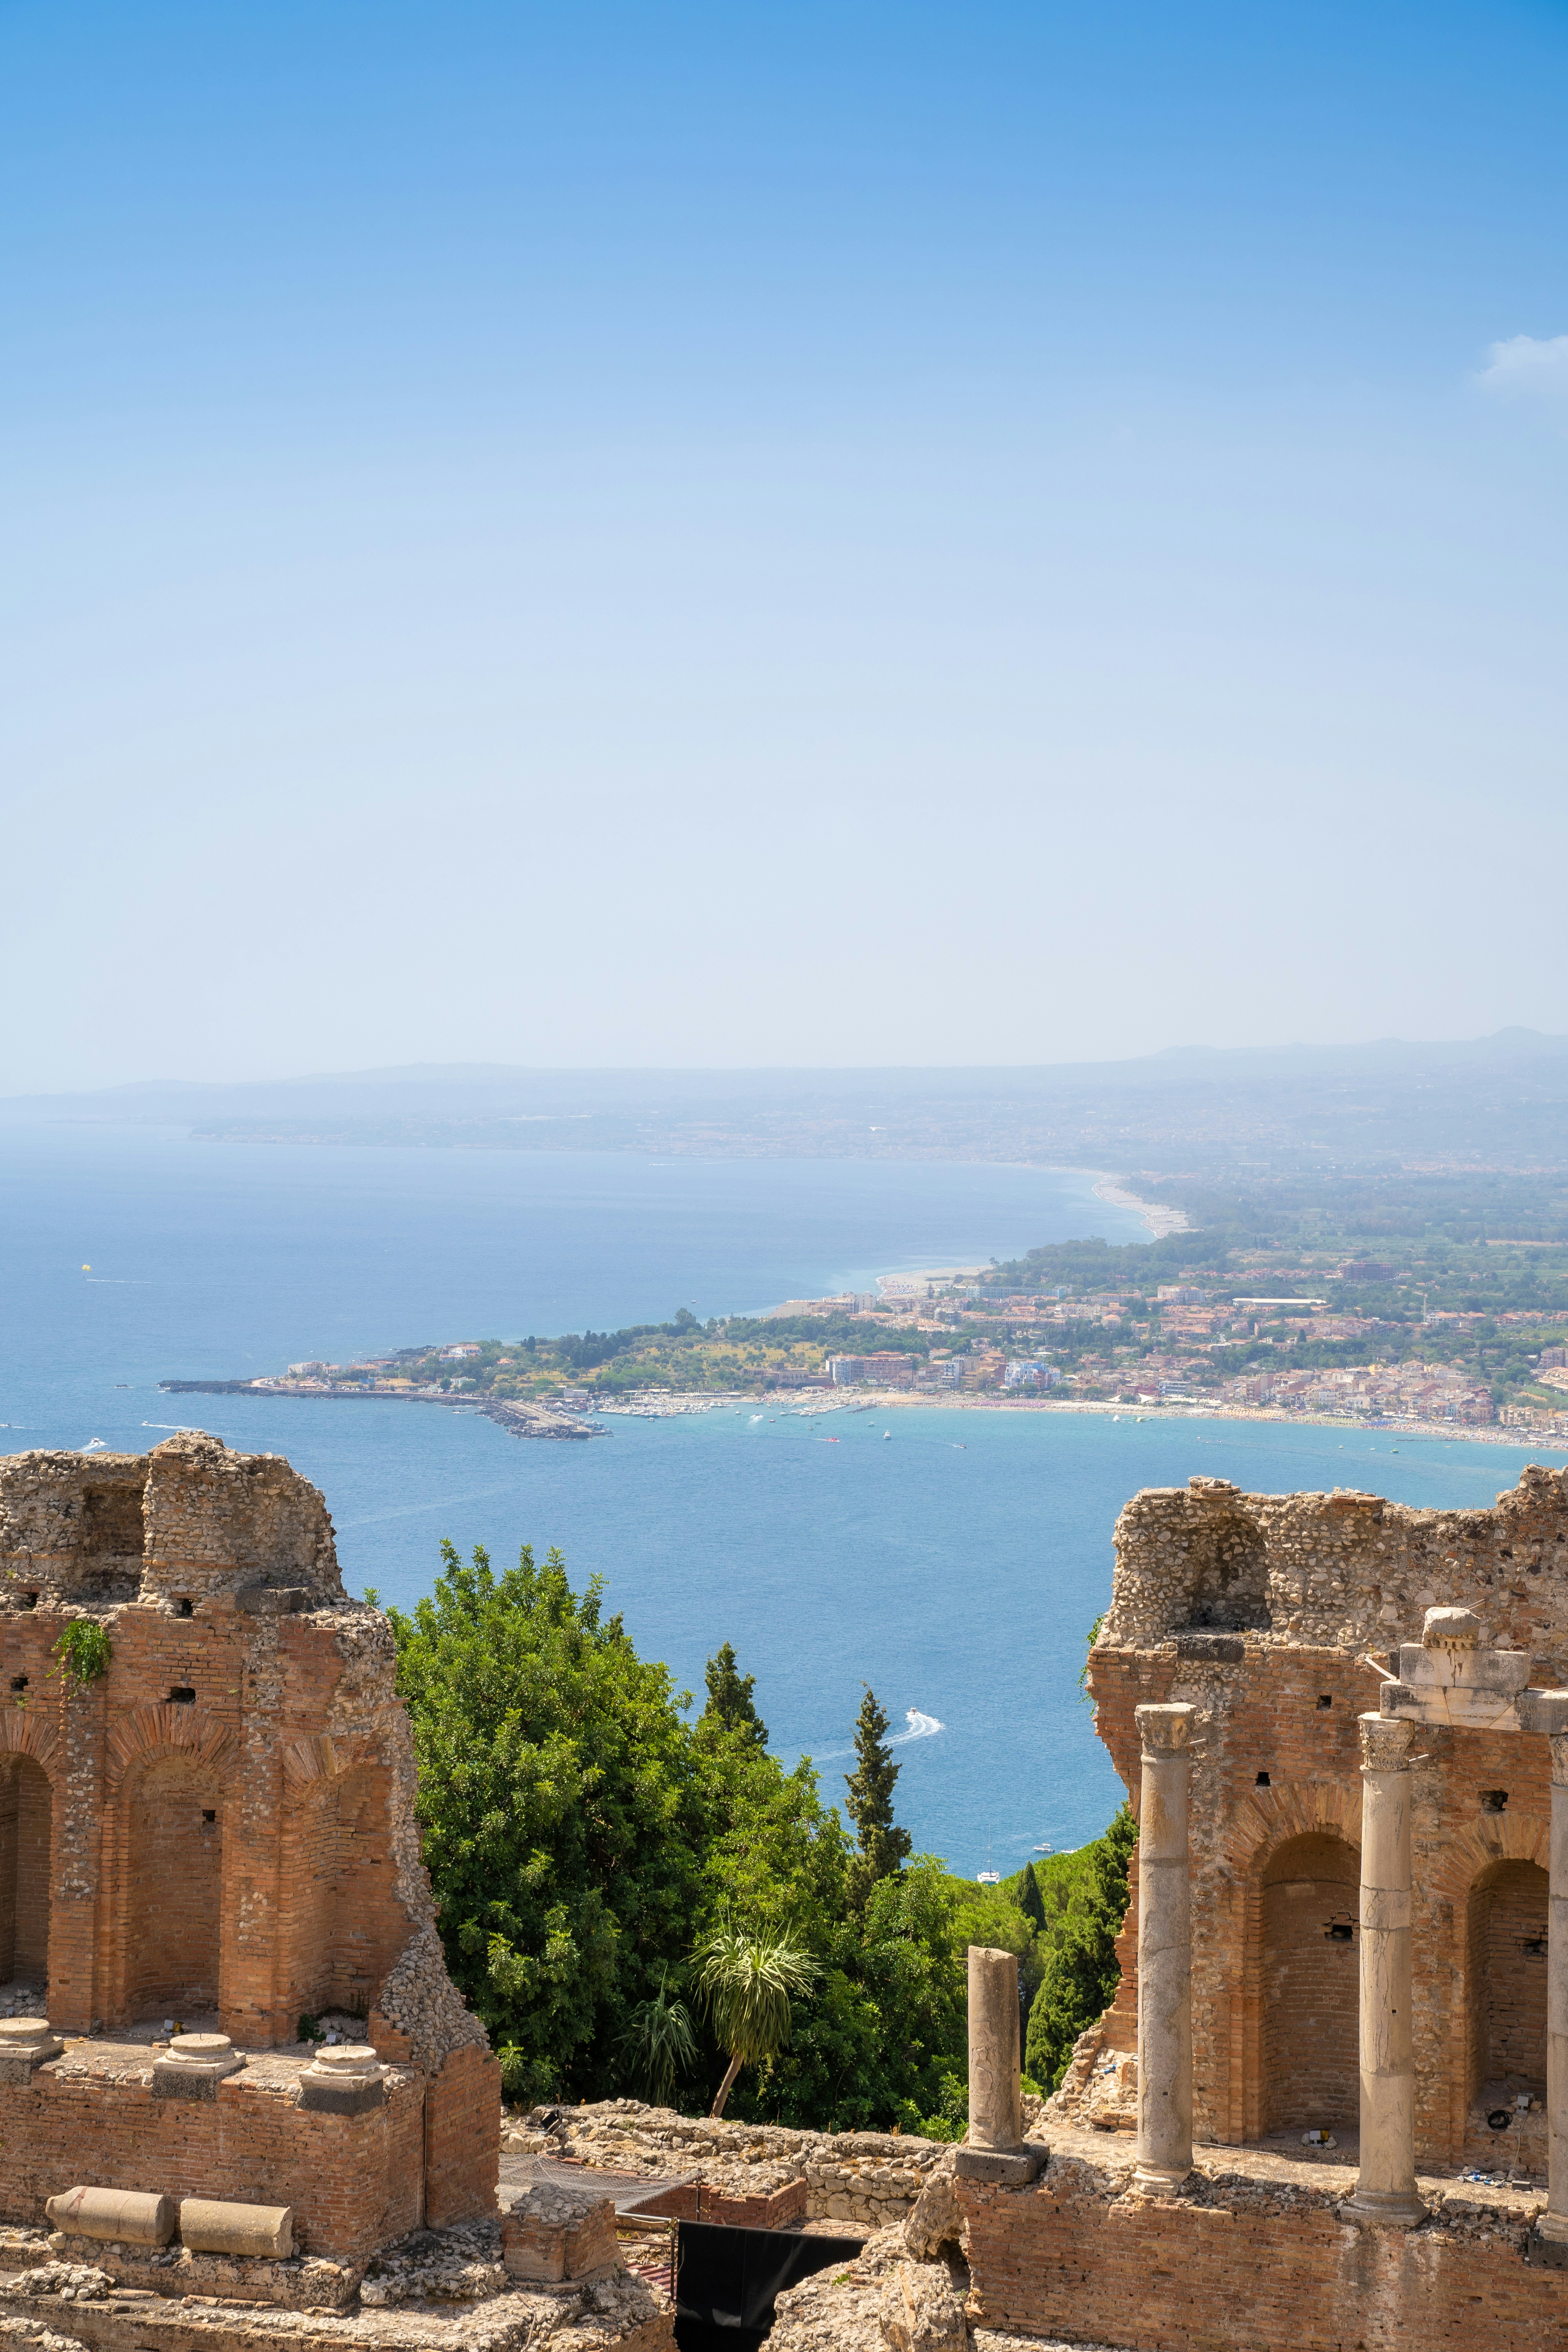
[1132,2163,1194,2194]
[1337,2190,1428,2230]
[955,2144,1046,2187]
[1534,2210,1568,2245]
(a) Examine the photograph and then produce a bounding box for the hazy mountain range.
[7,1031,1568,1177]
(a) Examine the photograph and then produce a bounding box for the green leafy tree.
[387,1540,700,2101]
[844,1686,912,1906]
[1014,1860,1047,1934]
[702,1642,768,1747]
[1025,1802,1138,2091]
[695,1920,819,2116]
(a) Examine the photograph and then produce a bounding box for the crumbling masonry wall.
[0,1434,499,2251]
[1067,1464,1568,2169]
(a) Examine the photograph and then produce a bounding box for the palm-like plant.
[694,1922,818,2118]
[617,1967,697,2110]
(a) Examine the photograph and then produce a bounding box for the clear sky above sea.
[4,0,1568,1089]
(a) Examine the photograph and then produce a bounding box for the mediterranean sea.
[3,1120,1563,1876]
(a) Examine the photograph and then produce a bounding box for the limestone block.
[298,2043,386,2116]
[903,2171,962,2259]
[501,2181,618,2283]
[44,2188,175,2247]
[179,2199,294,2258]
[152,2033,244,2101]
[878,2259,967,2352]
[0,2018,63,2087]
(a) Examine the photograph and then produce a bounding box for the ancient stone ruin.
[11,1437,1568,2350]
[726,1461,1568,2349]
[0,1434,671,2350]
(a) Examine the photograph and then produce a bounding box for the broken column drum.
[1344,1712,1425,2228]
[1133,1701,1195,2190]
[955,1945,1044,2184]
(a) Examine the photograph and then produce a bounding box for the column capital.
[1358,1712,1414,1772]
[1136,1702,1196,1758]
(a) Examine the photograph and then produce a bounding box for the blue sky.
[4,1,1566,1087]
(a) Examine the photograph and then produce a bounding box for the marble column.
[1133,1701,1195,2191]
[967,1945,1023,2152]
[954,1946,1044,2183]
[1541,1734,1568,2244]
[1343,1713,1426,2227]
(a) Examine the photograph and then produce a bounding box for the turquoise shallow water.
[3,1120,1563,1874]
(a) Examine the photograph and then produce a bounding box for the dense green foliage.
[844,1686,913,1905]
[389,1539,1129,2129]
[1025,1803,1139,2090]
[702,1641,767,1747]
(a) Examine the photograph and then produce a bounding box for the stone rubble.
[525,2100,950,2229]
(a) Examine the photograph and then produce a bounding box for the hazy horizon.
[5,1,1566,1093]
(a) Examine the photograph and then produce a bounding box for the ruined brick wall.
[1073,1465,1568,2166]
[0,2053,424,2266]
[1102,1463,1568,1655]
[0,1434,499,2255]
[960,2163,1568,2352]
[423,2042,504,2227]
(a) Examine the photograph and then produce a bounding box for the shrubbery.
[388,1541,1132,2127]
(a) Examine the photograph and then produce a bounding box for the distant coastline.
[1089,1175,1191,1240]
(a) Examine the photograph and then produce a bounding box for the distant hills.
[6,1031,1568,1176]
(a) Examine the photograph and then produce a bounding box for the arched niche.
[1260,1829,1361,2133]
[123,1749,225,2018]
[1465,1856,1548,2106]
[0,1755,51,1988]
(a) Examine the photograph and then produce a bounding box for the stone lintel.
[1396,1640,1531,1693]
[236,1585,310,1615]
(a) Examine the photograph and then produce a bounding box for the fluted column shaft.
[1345,1713,1426,2227]
[1134,1701,1194,2190]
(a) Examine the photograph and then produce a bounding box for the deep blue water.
[3,1121,1563,1874]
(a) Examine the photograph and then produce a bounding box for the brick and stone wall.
[0,1435,500,2259]
[0,2046,425,2265]
[1067,1465,1568,2170]
[960,2152,1568,2352]
[533,2102,949,2230]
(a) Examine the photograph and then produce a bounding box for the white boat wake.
[891,1709,944,1744]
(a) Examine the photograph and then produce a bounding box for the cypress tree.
[1015,1859,1047,1934]
[1024,1802,1138,2091]
[702,1641,768,1747]
[844,1685,912,1902]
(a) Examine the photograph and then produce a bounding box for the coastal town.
[163,1238,1568,1450]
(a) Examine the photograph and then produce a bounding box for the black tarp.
[673,2220,865,2352]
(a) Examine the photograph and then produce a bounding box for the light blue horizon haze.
[4,0,1568,1089]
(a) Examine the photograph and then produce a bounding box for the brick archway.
[1216,1784,1362,2143]
[102,1714,241,2031]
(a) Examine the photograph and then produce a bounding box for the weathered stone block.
[179,2197,293,2258]
[501,2181,618,2282]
